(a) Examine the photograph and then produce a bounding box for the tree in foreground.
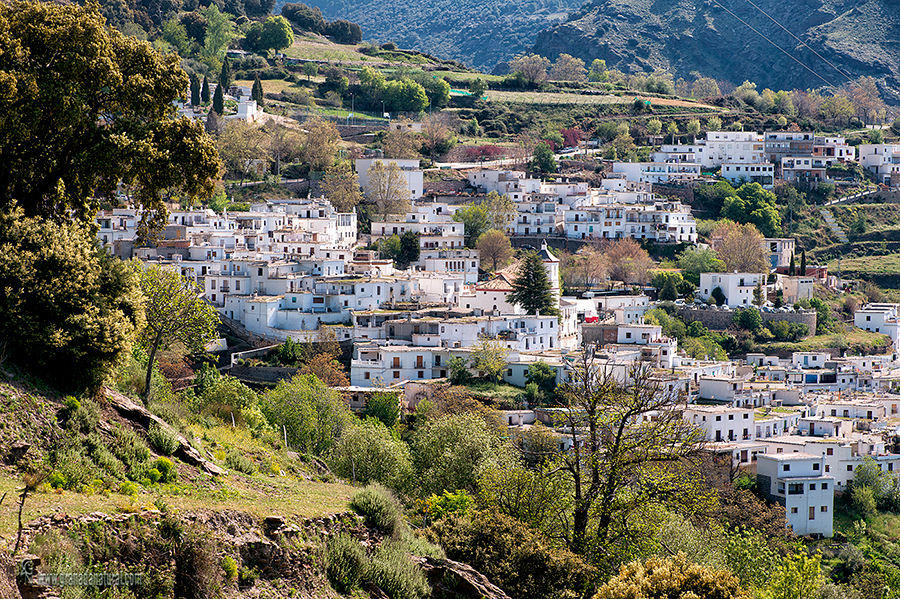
[476,229,513,271]
[261,374,354,455]
[0,1,221,229]
[0,209,143,391]
[508,251,559,316]
[322,162,363,212]
[136,265,219,402]
[366,161,411,220]
[595,555,750,599]
[554,360,709,566]
[328,419,412,489]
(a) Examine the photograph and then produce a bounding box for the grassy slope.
[0,369,354,544]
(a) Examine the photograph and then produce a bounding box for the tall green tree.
[261,374,354,455]
[219,57,232,91]
[201,75,211,103]
[136,265,220,403]
[0,209,143,391]
[0,1,221,228]
[508,251,559,316]
[190,73,201,106]
[453,203,490,248]
[531,141,557,174]
[260,15,295,55]
[212,84,225,115]
[251,74,265,107]
[789,253,796,276]
[659,276,678,301]
[397,230,420,268]
[800,249,807,276]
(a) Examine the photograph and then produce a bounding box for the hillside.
[530,0,900,103]
[281,0,584,71]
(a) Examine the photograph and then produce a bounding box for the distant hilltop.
[530,0,900,103]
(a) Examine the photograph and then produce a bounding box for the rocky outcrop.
[414,556,511,599]
[0,550,22,599]
[103,388,225,476]
[531,0,900,104]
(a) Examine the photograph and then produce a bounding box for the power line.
[709,0,837,90]
[742,0,854,83]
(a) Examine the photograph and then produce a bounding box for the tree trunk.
[143,333,163,404]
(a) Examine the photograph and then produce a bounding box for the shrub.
[426,510,596,599]
[326,532,369,593]
[350,484,404,536]
[173,521,223,598]
[368,540,430,599]
[119,481,139,496]
[420,490,474,521]
[66,397,100,433]
[108,425,152,481]
[48,471,67,489]
[147,468,161,484]
[155,457,176,483]
[148,423,179,456]
[222,556,238,581]
[226,451,257,475]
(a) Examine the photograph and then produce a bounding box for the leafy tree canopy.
[0,1,221,231]
[0,209,143,391]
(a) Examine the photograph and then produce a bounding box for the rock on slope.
[531,0,900,103]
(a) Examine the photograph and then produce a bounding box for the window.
[822,483,829,490]
[392,357,400,368]
[788,483,804,495]
[809,506,815,520]
[716,416,722,422]
[791,507,798,514]
[393,371,400,379]
[826,448,833,456]
[847,465,853,472]
[825,465,830,473]
[783,464,791,472]
[728,414,734,420]
[364,372,370,380]
[821,505,828,513]
[809,484,816,491]
[418,371,424,379]
[813,462,820,470]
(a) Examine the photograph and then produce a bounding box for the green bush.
[426,510,597,599]
[66,397,100,433]
[225,451,257,475]
[350,483,403,536]
[326,532,369,593]
[368,540,430,599]
[48,471,67,489]
[148,423,179,456]
[222,556,238,581]
[119,481,139,496]
[108,425,152,481]
[147,468,161,484]
[154,457,176,483]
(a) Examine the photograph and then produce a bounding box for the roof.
[758,452,821,461]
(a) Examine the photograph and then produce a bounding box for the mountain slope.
[531,0,900,103]
[284,0,585,71]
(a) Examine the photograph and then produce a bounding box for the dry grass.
[0,472,353,542]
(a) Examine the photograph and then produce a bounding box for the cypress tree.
[219,58,232,91]
[252,74,265,107]
[189,73,200,106]
[800,249,807,276]
[201,75,210,103]
[508,251,559,316]
[212,84,224,115]
[789,252,795,276]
